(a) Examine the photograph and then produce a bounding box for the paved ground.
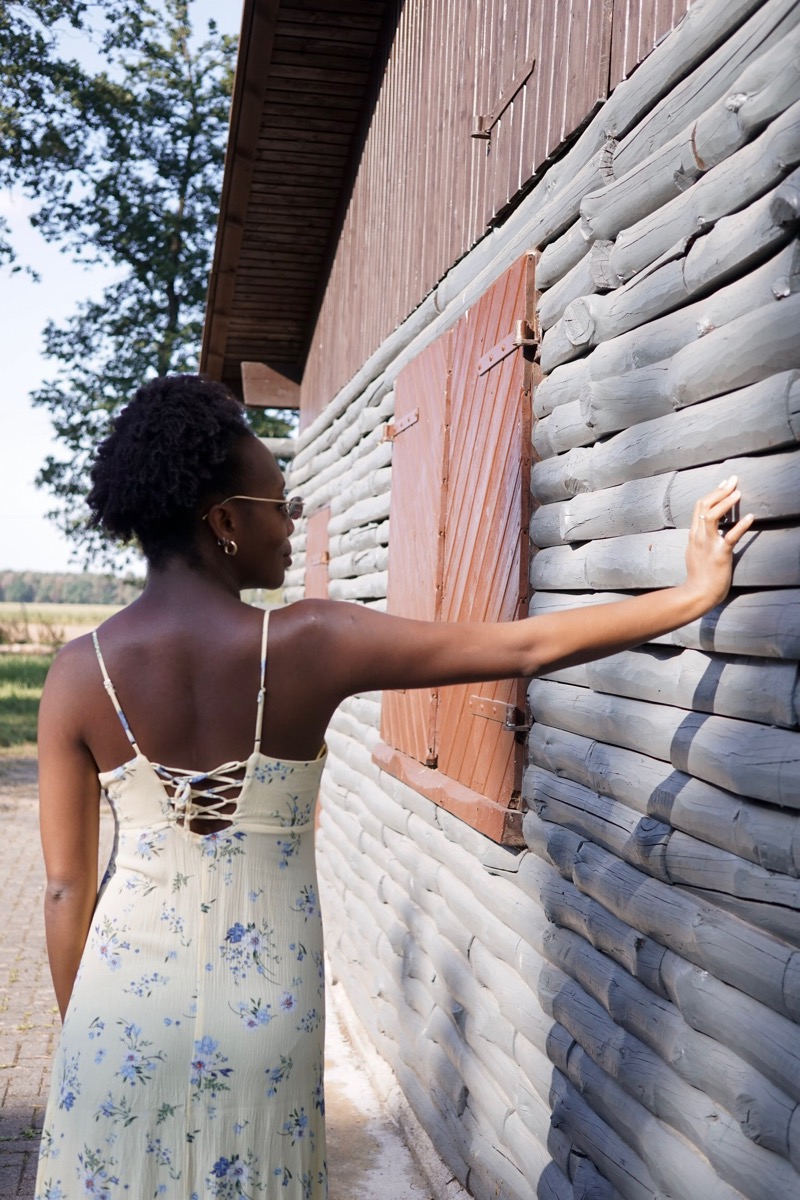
[0,754,434,1199]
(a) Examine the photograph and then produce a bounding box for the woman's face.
[214,436,297,591]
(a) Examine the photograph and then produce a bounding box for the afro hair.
[87,375,255,566]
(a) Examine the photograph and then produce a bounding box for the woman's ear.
[205,502,238,544]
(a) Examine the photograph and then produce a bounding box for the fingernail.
[718,477,728,487]
[728,474,738,486]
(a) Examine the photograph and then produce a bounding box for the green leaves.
[2,2,277,563]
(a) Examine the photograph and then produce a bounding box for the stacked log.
[525,0,800,1195]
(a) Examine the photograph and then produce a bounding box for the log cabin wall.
[283,2,800,1197]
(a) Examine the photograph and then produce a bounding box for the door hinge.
[477,320,538,376]
[383,408,420,441]
[469,696,532,740]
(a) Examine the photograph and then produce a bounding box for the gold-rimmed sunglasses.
[201,495,305,521]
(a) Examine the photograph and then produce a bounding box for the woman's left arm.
[38,648,101,1021]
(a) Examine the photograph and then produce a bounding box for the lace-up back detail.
[92,609,284,833]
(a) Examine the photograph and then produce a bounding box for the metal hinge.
[383,408,420,441]
[477,320,538,376]
[469,696,532,739]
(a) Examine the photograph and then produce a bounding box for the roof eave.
[200,0,281,387]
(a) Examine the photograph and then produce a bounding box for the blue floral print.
[93,915,131,972]
[207,1149,262,1199]
[57,1053,80,1112]
[190,1036,233,1101]
[230,997,274,1030]
[116,1021,165,1087]
[292,885,318,922]
[220,920,280,983]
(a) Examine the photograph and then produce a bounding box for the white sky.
[0,1,243,574]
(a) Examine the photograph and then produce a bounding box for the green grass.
[0,654,53,747]
[0,601,123,651]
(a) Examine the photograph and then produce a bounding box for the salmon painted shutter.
[436,254,534,803]
[380,334,452,765]
[305,507,330,599]
[375,252,536,843]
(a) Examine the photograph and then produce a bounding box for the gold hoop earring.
[217,538,238,557]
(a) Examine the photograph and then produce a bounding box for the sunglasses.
[201,495,305,521]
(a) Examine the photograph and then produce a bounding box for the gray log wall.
[287,2,800,1197]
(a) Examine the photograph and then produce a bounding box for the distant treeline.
[0,570,143,605]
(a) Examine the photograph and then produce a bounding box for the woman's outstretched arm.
[305,478,754,698]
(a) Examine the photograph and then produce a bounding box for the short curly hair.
[87,375,255,565]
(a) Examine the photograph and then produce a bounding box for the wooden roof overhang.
[200,0,389,408]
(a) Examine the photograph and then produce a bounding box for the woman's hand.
[682,476,755,610]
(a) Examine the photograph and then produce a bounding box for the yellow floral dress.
[36,610,328,1199]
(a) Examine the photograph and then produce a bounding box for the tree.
[0,3,121,269]
[3,1,294,563]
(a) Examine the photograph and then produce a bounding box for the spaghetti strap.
[92,630,142,757]
[253,608,270,755]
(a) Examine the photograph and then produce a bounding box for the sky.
[0,1,243,575]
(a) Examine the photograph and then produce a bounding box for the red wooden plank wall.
[304,507,331,599]
[301,0,690,425]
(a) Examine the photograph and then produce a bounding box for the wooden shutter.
[436,254,534,813]
[380,335,452,765]
[376,254,536,844]
[305,507,330,599]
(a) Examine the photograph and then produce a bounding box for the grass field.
[0,603,123,750]
[0,601,122,650]
[0,654,52,747]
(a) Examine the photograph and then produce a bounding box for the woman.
[35,375,751,1199]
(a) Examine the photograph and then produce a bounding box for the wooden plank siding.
[301,0,693,425]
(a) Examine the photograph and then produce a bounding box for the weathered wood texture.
[281,5,800,1200]
[300,0,710,423]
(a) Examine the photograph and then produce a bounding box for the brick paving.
[0,756,58,1200]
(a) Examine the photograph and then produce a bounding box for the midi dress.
[35,609,328,1200]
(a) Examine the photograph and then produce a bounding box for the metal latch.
[309,551,329,568]
[383,408,420,441]
[477,320,538,376]
[469,696,532,738]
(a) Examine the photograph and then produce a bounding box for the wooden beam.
[200,0,281,379]
[241,361,300,408]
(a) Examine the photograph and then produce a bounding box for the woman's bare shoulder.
[43,632,99,688]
